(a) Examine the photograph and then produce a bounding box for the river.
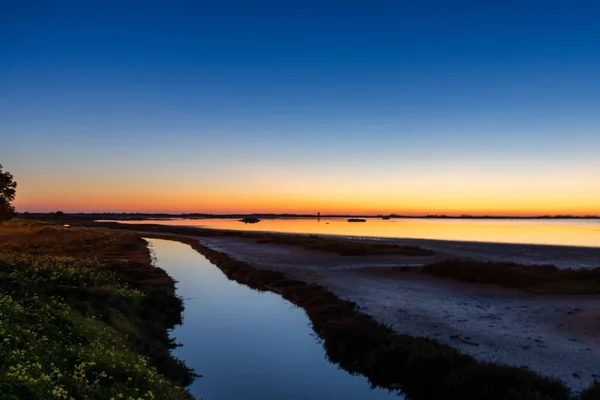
[147,238,400,400]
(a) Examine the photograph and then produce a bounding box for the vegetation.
[254,234,434,256]
[240,216,260,223]
[580,381,600,400]
[0,220,196,399]
[0,164,17,223]
[421,259,600,294]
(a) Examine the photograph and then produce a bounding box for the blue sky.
[1,1,599,214]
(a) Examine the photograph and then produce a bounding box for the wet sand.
[193,235,600,392]
[384,237,600,269]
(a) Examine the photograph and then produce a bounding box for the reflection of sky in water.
[120,218,600,248]
[148,238,400,400]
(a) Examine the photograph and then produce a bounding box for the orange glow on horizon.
[12,161,600,216]
[14,193,600,217]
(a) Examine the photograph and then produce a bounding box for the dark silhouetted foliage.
[0,164,17,223]
[580,381,600,400]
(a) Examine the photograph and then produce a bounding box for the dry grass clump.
[421,259,600,294]
[254,234,434,256]
[580,381,600,400]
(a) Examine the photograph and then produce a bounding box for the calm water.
[147,238,399,400]
[129,218,600,247]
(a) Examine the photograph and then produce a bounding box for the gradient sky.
[2,1,599,215]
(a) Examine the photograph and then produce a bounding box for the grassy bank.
[0,220,196,399]
[421,259,600,294]
[141,232,583,400]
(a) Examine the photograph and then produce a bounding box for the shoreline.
[89,220,600,268]
[22,213,600,220]
[90,217,600,250]
[141,233,573,400]
[88,221,600,396]
[189,235,600,392]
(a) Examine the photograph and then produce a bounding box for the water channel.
[147,238,400,400]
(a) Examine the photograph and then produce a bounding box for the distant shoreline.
[17,212,600,220]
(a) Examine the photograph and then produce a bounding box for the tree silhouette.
[0,164,17,223]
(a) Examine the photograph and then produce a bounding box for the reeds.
[421,259,600,294]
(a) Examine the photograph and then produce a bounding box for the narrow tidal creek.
[147,238,400,400]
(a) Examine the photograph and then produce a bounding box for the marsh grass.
[580,381,600,400]
[0,220,196,399]
[254,234,434,256]
[421,259,600,294]
[0,219,149,262]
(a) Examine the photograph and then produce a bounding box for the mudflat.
[194,235,600,392]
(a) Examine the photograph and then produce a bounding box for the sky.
[1,1,599,215]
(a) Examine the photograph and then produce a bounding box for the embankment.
[0,220,197,399]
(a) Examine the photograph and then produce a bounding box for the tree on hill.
[0,164,17,223]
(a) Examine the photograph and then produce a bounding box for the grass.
[0,219,150,262]
[253,234,434,256]
[580,381,600,400]
[421,259,600,294]
[142,233,579,400]
[0,220,196,399]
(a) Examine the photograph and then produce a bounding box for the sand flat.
[194,235,600,392]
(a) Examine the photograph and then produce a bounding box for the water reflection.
[126,218,600,247]
[147,238,400,400]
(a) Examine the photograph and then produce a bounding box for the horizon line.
[16,211,600,219]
